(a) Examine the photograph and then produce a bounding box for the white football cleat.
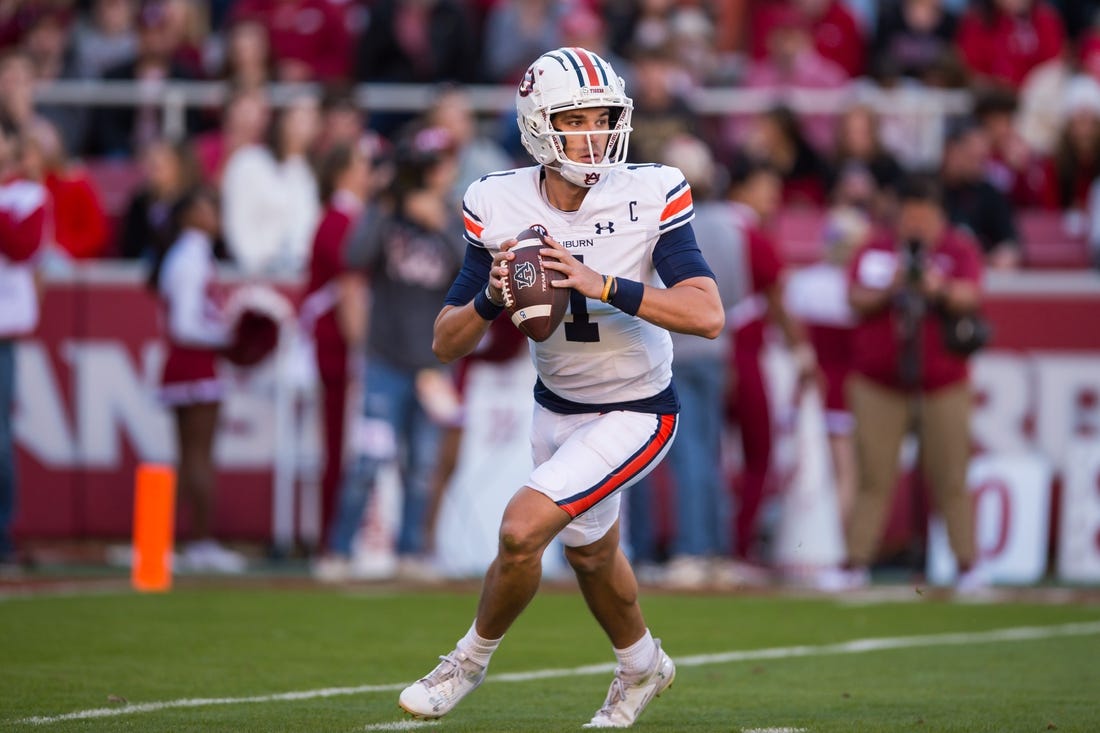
[583,640,675,728]
[398,649,486,719]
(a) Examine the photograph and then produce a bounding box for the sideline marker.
[132,463,176,592]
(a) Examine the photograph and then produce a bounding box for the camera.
[903,238,924,284]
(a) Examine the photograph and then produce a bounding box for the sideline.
[16,620,1100,726]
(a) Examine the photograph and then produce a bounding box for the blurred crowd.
[0,0,1096,270]
[2,0,1099,582]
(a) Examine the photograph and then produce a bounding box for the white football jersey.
[462,164,695,405]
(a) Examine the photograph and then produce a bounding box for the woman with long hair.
[150,186,246,573]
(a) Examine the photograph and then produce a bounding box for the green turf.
[1,585,1098,732]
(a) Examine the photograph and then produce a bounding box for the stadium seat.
[1018,210,1091,269]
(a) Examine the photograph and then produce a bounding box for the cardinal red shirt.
[728,203,783,356]
[304,190,360,380]
[848,229,982,392]
[45,171,110,259]
[231,0,352,81]
[750,0,864,79]
[956,3,1065,89]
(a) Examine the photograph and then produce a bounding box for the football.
[501,227,569,342]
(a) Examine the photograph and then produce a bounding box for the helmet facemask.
[516,48,634,187]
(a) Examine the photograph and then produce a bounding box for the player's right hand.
[488,239,518,303]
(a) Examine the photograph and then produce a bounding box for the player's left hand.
[539,235,605,299]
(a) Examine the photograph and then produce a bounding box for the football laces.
[500,261,515,308]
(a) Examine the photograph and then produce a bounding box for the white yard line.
[743,728,808,733]
[362,722,439,731]
[15,620,1100,726]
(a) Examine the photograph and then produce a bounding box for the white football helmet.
[516,47,633,188]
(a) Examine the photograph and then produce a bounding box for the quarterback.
[399,47,723,728]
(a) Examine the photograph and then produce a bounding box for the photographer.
[820,175,986,592]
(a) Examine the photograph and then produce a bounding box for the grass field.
[1,581,1098,732]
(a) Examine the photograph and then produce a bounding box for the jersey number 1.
[564,254,600,343]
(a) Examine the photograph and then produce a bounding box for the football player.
[399,47,723,728]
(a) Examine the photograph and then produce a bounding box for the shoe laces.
[595,673,628,718]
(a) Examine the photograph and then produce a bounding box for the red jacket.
[956,3,1065,89]
[231,0,353,81]
[45,170,110,259]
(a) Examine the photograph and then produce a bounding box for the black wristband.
[473,285,505,321]
[608,277,644,316]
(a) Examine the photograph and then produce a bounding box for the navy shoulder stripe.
[462,204,482,223]
[658,210,693,232]
[665,179,688,201]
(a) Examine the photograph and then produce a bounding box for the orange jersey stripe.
[660,189,694,222]
[464,215,484,239]
[558,414,677,517]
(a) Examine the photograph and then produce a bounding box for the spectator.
[482,0,563,83]
[625,45,696,165]
[221,93,320,275]
[150,186,247,574]
[0,115,47,574]
[230,0,351,82]
[742,106,830,207]
[723,152,815,573]
[355,0,477,84]
[425,84,514,204]
[1048,75,1100,211]
[784,205,870,529]
[320,125,466,581]
[315,86,364,155]
[218,18,272,90]
[821,176,984,592]
[740,10,849,154]
[628,134,740,589]
[301,140,372,558]
[22,119,111,260]
[559,7,633,91]
[974,88,1053,207]
[829,103,904,206]
[70,0,139,81]
[956,0,1065,90]
[86,1,203,157]
[941,118,1022,269]
[194,86,271,186]
[1016,40,1081,155]
[120,137,200,261]
[751,0,866,79]
[870,0,959,85]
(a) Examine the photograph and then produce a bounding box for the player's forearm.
[635,277,724,339]
[432,303,493,364]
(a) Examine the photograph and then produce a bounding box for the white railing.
[34,79,973,164]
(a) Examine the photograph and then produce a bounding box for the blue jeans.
[0,341,15,558]
[328,358,441,557]
[628,357,727,560]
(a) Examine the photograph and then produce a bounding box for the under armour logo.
[584,172,600,185]
[595,221,615,235]
[514,261,536,289]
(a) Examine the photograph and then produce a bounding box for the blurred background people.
[302,139,372,553]
[0,116,47,573]
[823,175,984,592]
[22,119,111,261]
[956,0,1065,90]
[221,92,320,275]
[723,152,815,578]
[120,137,200,261]
[784,205,870,529]
[318,125,465,582]
[230,0,352,83]
[150,186,246,574]
[940,117,1022,269]
[871,0,960,85]
[424,84,513,204]
[628,134,740,588]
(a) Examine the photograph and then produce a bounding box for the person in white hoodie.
[0,115,46,572]
[221,93,320,276]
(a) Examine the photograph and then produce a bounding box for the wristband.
[473,285,505,321]
[608,277,643,316]
[600,275,615,303]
